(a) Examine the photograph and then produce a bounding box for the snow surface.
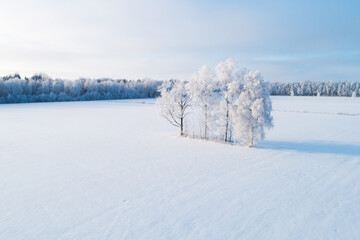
[1,97,359,240]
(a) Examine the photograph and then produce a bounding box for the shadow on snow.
[259,141,360,156]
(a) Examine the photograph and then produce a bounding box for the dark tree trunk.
[204,105,208,140]
[224,102,229,142]
[180,117,184,136]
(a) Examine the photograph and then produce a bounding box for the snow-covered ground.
[1,96,359,240]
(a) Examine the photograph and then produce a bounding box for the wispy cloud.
[0,0,359,81]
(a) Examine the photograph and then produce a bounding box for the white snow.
[0,97,359,239]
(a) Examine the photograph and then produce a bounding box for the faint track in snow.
[56,206,124,240]
[273,109,360,116]
[104,200,129,240]
[106,99,156,105]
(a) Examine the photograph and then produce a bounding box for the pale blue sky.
[0,0,359,81]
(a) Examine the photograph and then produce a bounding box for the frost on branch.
[213,59,247,142]
[157,80,190,136]
[231,71,273,147]
[0,74,162,103]
[157,59,274,147]
[186,66,216,140]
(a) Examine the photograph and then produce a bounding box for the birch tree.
[187,66,215,139]
[232,71,273,146]
[157,80,190,136]
[214,59,248,142]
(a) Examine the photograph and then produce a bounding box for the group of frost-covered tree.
[157,59,273,147]
[0,74,162,103]
[270,81,360,97]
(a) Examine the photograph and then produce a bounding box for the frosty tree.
[290,89,295,96]
[157,80,190,136]
[232,71,273,147]
[214,59,236,142]
[270,81,360,97]
[187,66,215,140]
[214,59,248,142]
[157,59,274,147]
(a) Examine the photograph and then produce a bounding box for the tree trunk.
[204,105,208,140]
[180,117,184,136]
[224,102,229,142]
[249,124,255,147]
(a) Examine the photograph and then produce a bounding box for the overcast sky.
[1,0,359,82]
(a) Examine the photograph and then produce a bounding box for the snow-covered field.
[1,96,359,240]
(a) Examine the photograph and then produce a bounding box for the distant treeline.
[270,81,360,97]
[0,74,162,103]
[1,74,359,104]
